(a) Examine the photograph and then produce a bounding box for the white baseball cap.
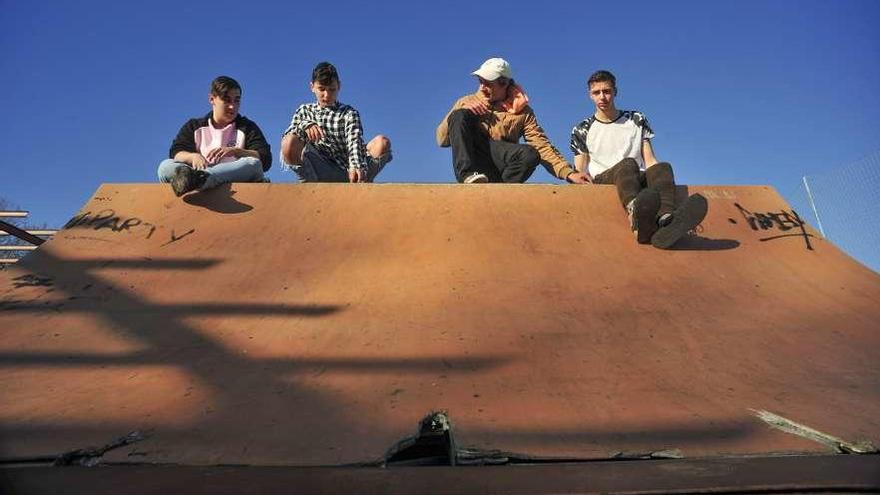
[472,58,513,81]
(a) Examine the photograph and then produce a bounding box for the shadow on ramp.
[666,235,740,251]
[183,184,253,214]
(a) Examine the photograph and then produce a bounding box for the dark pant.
[292,144,391,183]
[592,158,677,216]
[447,109,540,183]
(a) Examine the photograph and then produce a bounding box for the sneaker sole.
[634,188,661,244]
[651,193,709,249]
[171,167,190,197]
[463,175,489,184]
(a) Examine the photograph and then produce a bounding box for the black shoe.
[463,172,489,184]
[631,188,661,244]
[171,166,208,197]
[651,193,708,249]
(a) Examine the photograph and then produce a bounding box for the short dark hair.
[312,62,340,85]
[587,70,616,91]
[210,76,241,99]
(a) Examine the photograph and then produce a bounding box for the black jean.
[447,109,540,183]
[592,158,677,216]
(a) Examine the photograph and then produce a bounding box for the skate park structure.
[2,183,879,492]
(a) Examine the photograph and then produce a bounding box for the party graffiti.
[730,203,814,250]
[63,210,157,239]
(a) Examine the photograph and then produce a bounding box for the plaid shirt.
[282,101,368,171]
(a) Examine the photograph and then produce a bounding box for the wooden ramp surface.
[1,183,878,467]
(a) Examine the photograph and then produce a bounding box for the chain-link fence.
[781,150,880,274]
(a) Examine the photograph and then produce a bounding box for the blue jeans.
[287,144,392,183]
[157,157,264,190]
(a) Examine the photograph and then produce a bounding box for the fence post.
[802,175,826,238]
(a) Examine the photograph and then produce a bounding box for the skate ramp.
[1,183,878,467]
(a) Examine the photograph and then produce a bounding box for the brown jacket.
[436,93,575,179]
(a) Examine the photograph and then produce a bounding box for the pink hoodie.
[498,83,530,114]
[195,119,245,164]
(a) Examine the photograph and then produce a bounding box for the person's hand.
[348,167,366,183]
[566,171,592,184]
[190,154,209,170]
[462,95,491,116]
[205,147,238,164]
[305,124,325,143]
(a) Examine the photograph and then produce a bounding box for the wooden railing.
[0,211,58,264]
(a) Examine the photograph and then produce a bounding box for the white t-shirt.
[569,110,654,178]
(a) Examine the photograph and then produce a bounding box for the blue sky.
[3,0,879,266]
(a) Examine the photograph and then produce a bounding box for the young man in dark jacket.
[158,76,271,196]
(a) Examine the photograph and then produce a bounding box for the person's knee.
[240,156,263,174]
[619,157,640,175]
[647,161,673,175]
[448,108,476,125]
[240,156,261,168]
[157,159,182,182]
[611,158,642,205]
[369,134,391,155]
[646,161,674,182]
[612,158,641,185]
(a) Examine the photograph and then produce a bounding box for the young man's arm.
[641,139,659,167]
[170,119,209,169]
[202,117,270,166]
[283,105,320,142]
[343,109,370,183]
[280,105,323,167]
[569,123,593,182]
[173,150,209,169]
[635,111,658,167]
[242,119,272,171]
[202,147,262,167]
[574,154,591,174]
[521,111,590,183]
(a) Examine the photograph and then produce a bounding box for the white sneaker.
[463,172,489,184]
